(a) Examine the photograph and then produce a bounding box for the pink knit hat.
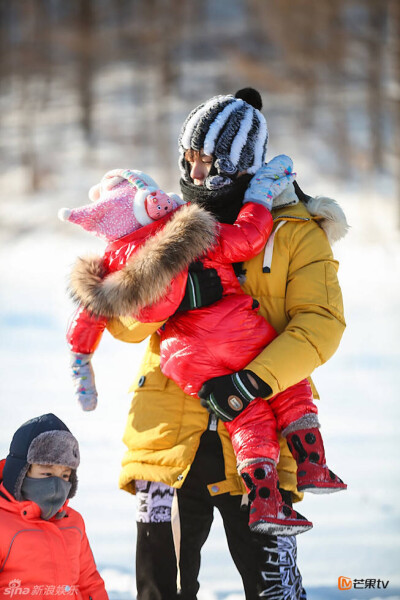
[58,169,183,242]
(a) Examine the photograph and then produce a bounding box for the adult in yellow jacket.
[107,89,347,600]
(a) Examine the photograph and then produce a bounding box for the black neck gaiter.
[179,174,252,225]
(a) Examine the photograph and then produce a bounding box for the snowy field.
[0,182,399,600]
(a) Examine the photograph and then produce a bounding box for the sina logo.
[4,579,30,596]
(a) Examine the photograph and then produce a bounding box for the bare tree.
[78,0,94,143]
[387,0,400,224]
[367,0,386,171]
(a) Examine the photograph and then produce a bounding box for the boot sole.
[250,519,313,536]
[298,483,347,494]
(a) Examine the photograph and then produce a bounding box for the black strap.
[293,180,311,203]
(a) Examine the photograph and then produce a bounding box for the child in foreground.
[0,413,108,599]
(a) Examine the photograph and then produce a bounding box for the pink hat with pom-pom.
[58,169,184,242]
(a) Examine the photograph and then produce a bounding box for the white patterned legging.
[135,480,307,600]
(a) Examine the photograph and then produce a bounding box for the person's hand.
[244,155,296,210]
[198,370,272,422]
[176,262,223,312]
[70,352,98,411]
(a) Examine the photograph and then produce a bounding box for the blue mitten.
[244,154,296,210]
[70,352,98,411]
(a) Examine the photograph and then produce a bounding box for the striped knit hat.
[179,88,268,190]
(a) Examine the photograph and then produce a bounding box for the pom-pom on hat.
[2,413,80,501]
[58,169,182,242]
[179,87,268,190]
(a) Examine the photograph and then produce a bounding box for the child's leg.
[224,396,280,465]
[224,398,312,536]
[269,380,347,494]
[268,379,319,432]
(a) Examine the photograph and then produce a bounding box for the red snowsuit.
[0,460,108,599]
[68,202,317,465]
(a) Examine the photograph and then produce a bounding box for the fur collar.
[69,203,218,318]
[306,196,349,244]
[273,184,349,244]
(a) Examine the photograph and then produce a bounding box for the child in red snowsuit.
[62,159,346,536]
[0,413,108,598]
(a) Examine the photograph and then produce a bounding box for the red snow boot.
[285,428,347,494]
[239,460,313,536]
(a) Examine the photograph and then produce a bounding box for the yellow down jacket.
[107,199,346,501]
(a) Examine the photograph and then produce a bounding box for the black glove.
[177,261,223,312]
[198,370,272,422]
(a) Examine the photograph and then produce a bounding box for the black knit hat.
[2,413,80,500]
[179,87,268,190]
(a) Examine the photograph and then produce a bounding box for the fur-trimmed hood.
[69,202,218,318]
[273,184,349,245]
[305,195,349,244]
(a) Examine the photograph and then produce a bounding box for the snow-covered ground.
[0,182,399,599]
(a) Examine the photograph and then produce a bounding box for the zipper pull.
[208,413,218,431]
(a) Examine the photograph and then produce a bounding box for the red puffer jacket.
[67,201,274,381]
[157,203,276,395]
[0,461,108,600]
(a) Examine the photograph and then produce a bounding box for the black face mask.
[179,174,252,225]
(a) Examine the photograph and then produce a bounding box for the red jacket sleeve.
[216,202,273,263]
[67,306,108,354]
[132,270,188,323]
